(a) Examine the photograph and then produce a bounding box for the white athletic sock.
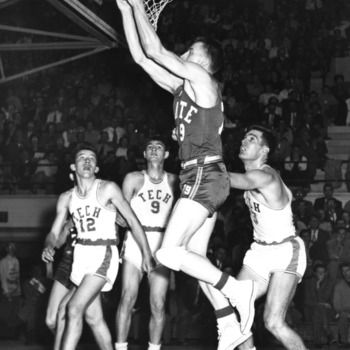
[115,342,128,350]
[217,313,240,328]
[219,276,237,297]
[148,341,161,350]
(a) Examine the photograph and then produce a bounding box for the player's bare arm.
[104,181,155,272]
[117,0,181,93]
[42,190,72,263]
[116,172,143,227]
[228,169,274,191]
[122,171,144,202]
[127,0,217,105]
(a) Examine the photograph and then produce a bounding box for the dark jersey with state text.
[173,86,224,162]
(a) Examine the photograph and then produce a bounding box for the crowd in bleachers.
[1,0,350,347]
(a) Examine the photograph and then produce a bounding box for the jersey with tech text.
[130,171,174,233]
[69,179,117,241]
[173,86,224,162]
[244,166,296,244]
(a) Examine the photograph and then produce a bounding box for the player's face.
[315,267,326,281]
[144,141,167,162]
[239,130,266,160]
[341,266,350,282]
[73,150,98,177]
[181,42,207,65]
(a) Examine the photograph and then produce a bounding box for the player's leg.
[115,260,143,350]
[186,215,252,350]
[45,280,69,332]
[148,265,170,349]
[85,293,113,350]
[262,272,307,350]
[157,198,257,334]
[236,267,269,350]
[61,275,110,350]
[54,287,76,350]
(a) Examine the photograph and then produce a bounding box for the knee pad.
[156,246,188,271]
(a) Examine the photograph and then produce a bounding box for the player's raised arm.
[127,0,210,85]
[42,191,71,262]
[117,0,181,93]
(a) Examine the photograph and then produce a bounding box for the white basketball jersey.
[130,171,174,233]
[70,179,117,241]
[244,166,296,244]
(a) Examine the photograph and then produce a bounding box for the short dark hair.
[72,143,98,163]
[193,37,223,74]
[313,263,326,272]
[323,182,334,191]
[145,135,169,151]
[247,124,277,157]
[340,262,350,270]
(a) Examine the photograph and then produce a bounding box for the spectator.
[316,209,333,234]
[31,151,57,194]
[327,226,350,280]
[304,263,336,347]
[309,213,331,266]
[283,144,308,189]
[61,117,78,148]
[96,130,114,163]
[45,101,63,127]
[333,263,350,346]
[84,120,100,148]
[331,74,348,126]
[115,135,129,161]
[0,243,22,337]
[294,127,318,182]
[291,187,313,225]
[313,183,343,214]
[299,229,313,278]
[324,198,344,228]
[19,264,48,345]
[261,96,282,129]
[342,211,350,230]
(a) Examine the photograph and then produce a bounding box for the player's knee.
[264,312,283,334]
[155,246,188,271]
[66,300,84,320]
[119,290,138,312]
[84,310,102,327]
[150,295,166,317]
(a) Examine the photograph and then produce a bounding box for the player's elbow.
[143,43,163,61]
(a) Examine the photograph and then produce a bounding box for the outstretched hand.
[115,211,128,228]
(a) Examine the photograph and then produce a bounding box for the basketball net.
[143,0,173,31]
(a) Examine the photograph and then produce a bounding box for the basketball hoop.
[143,0,174,31]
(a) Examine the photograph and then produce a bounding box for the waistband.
[181,155,222,169]
[76,238,119,246]
[255,235,296,246]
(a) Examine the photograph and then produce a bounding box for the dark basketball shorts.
[179,161,230,217]
[54,250,73,290]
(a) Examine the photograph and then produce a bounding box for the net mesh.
[143,0,173,31]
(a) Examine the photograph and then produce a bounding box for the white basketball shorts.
[70,243,119,292]
[243,236,306,283]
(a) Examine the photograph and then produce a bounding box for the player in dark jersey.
[117,1,257,348]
